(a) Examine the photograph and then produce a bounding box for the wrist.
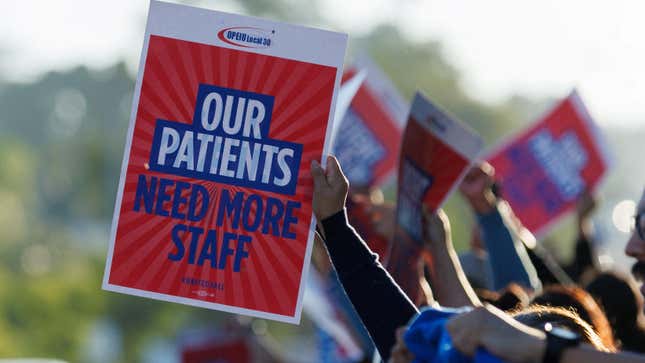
[318,206,345,221]
[467,191,496,214]
[320,208,347,226]
[541,324,581,363]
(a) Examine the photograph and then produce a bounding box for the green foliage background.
[0,0,637,361]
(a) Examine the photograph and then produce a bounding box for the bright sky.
[1,0,643,127]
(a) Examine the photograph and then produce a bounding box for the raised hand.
[422,207,451,250]
[459,162,496,214]
[310,155,349,220]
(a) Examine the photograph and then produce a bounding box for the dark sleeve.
[320,209,419,361]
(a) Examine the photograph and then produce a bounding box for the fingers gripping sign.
[311,155,349,220]
[459,162,497,214]
[421,207,451,250]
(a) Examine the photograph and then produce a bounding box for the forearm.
[521,339,645,363]
[426,243,481,307]
[386,241,432,306]
[447,304,645,363]
[578,219,592,241]
[562,345,645,363]
[477,205,541,291]
[494,333,645,363]
[320,209,419,361]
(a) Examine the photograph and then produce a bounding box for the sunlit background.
[0,0,643,361]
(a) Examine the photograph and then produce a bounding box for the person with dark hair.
[531,285,616,351]
[586,271,645,353]
[445,305,645,363]
[390,304,614,363]
[446,187,645,363]
[309,156,614,361]
[510,304,613,352]
[478,283,530,312]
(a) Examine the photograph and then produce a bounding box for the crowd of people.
[308,156,645,363]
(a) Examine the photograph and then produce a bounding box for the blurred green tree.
[0,1,564,361]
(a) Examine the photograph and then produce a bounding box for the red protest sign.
[333,58,407,188]
[395,92,483,243]
[487,91,610,236]
[102,1,347,323]
[388,92,483,301]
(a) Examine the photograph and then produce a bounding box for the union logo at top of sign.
[217,26,274,49]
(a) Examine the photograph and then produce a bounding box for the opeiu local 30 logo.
[217,26,274,49]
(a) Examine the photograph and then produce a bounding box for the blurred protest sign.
[103,0,347,323]
[303,268,365,363]
[329,69,366,145]
[182,338,251,363]
[177,321,279,363]
[487,90,610,237]
[388,92,483,301]
[394,92,483,244]
[333,57,408,188]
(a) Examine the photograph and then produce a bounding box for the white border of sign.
[409,91,484,161]
[408,91,484,211]
[102,0,347,324]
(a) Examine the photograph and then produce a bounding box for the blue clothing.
[476,206,541,291]
[405,307,506,363]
